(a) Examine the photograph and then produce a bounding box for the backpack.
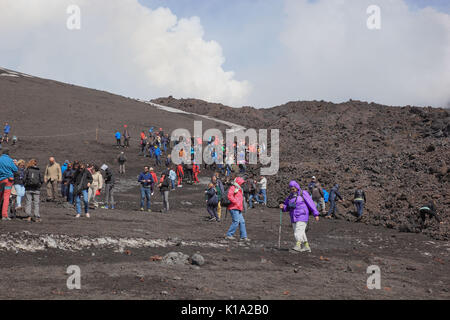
[119,154,126,162]
[25,168,41,188]
[323,189,329,203]
[221,187,231,207]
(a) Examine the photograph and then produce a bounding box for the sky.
[0,0,449,108]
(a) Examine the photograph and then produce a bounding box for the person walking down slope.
[138,166,153,212]
[326,184,344,219]
[88,165,103,209]
[280,180,320,253]
[13,159,26,211]
[117,152,127,174]
[115,131,122,147]
[23,159,44,223]
[225,177,249,242]
[158,168,171,213]
[353,188,367,221]
[169,167,177,191]
[176,163,184,188]
[0,149,18,220]
[123,125,130,148]
[101,164,115,210]
[3,123,11,144]
[311,182,326,216]
[256,176,267,206]
[205,183,219,222]
[44,157,62,202]
[72,163,93,218]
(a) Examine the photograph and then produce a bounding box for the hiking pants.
[217,201,222,219]
[293,221,308,243]
[193,172,199,183]
[177,174,183,186]
[68,184,74,204]
[46,180,58,200]
[207,204,218,220]
[105,183,115,207]
[14,184,25,207]
[161,191,169,212]
[119,163,126,174]
[314,198,326,215]
[0,179,13,218]
[88,186,100,208]
[116,138,121,146]
[327,200,339,217]
[25,190,40,218]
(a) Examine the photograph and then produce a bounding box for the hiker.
[61,160,69,175]
[353,188,367,221]
[68,161,80,204]
[169,167,177,190]
[158,168,171,213]
[117,152,127,174]
[115,131,122,147]
[326,184,344,219]
[311,181,326,216]
[149,168,158,195]
[11,136,17,146]
[62,162,73,201]
[256,176,267,206]
[419,201,443,229]
[88,165,103,209]
[225,177,249,242]
[193,162,200,184]
[72,162,93,218]
[154,145,162,166]
[165,154,172,167]
[3,123,10,144]
[123,125,130,148]
[23,159,44,223]
[280,180,320,253]
[44,157,62,202]
[101,164,115,209]
[246,176,258,209]
[13,159,26,211]
[176,163,184,188]
[0,149,17,220]
[138,166,153,212]
[205,183,220,222]
[212,174,224,220]
[308,176,317,194]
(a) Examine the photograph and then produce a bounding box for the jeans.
[105,183,115,207]
[257,189,267,205]
[248,194,256,208]
[14,184,25,207]
[161,190,169,212]
[327,200,339,217]
[61,183,68,199]
[140,187,151,209]
[170,179,175,190]
[75,189,89,214]
[155,155,161,166]
[68,184,74,204]
[207,204,218,219]
[354,200,364,217]
[226,210,247,239]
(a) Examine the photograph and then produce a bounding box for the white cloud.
[262,0,450,108]
[0,0,251,106]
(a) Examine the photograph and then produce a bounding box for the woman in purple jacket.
[279,180,320,252]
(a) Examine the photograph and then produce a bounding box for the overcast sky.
[1,0,449,108]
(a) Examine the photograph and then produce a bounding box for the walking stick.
[278,209,282,249]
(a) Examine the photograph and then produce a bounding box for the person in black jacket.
[24,159,44,222]
[61,163,73,202]
[72,162,93,218]
[326,184,344,219]
[205,183,219,222]
[353,188,367,221]
[158,168,170,213]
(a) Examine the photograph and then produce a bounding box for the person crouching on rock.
[205,183,220,222]
[73,162,93,218]
[418,201,443,230]
[225,177,249,242]
[279,180,319,253]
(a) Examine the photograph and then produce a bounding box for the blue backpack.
[323,189,329,203]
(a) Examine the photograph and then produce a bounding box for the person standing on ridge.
[44,157,62,202]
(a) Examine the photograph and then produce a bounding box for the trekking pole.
[278,209,282,250]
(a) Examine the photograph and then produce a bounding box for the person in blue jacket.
[138,166,154,212]
[326,184,344,219]
[154,145,162,166]
[3,123,11,144]
[115,131,121,147]
[0,148,18,220]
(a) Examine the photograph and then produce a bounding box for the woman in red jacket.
[192,162,200,184]
[225,177,249,242]
[176,164,184,187]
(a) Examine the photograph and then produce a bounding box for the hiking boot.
[300,242,312,253]
[140,208,145,212]
[208,217,217,222]
[2,217,11,221]
[216,219,221,223]
[75,214,81,218]
[292,241,302,252]
[225,236,235,240]
[240,238,251,243]
[86,213,90,218]
[147,209,152,213]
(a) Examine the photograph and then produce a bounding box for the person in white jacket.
[88,164,104,209]
[256,176,267,205]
